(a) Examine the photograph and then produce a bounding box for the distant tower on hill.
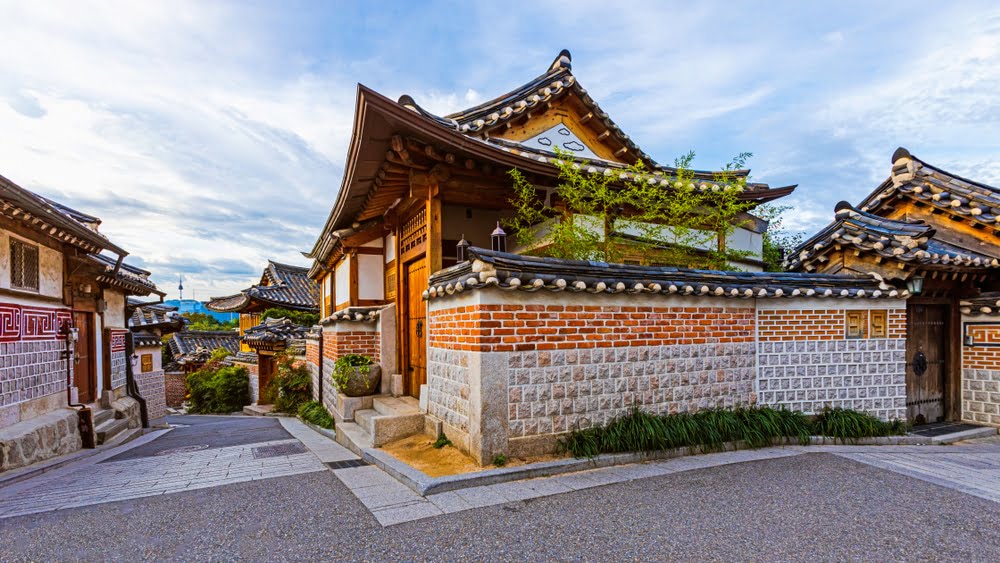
[178,275,184,301]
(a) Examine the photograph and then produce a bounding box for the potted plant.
[332,354,381,397]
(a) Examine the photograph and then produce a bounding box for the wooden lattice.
[9,238,39,291]
[400,208,427,255]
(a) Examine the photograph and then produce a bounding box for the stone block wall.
[961,321,1000,426]
[0,339,69,427]
[165,372,186,408]
[426,289,911,464]
[756,305,907,420]
[135,369,166,420]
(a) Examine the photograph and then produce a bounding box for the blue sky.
[2,1,998,299]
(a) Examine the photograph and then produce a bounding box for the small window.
[10,238,39,291]
[870,310,888,338]
[141,354,153,373]
[845,311,864,339]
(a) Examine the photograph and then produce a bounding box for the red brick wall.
[964,324,1000,370]
[165,372,186,408]
[322,330,379,360]
[428,304,756,353]
[757,309,905,341]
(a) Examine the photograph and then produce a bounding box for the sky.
[2,1,998,300]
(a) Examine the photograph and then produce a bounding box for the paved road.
[3,453,1000,561]
[3,414,1000,560]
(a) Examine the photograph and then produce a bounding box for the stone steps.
[92,408,114,427]
[95,417,128,445]
[336,396,426,452]
[334,421,373,457]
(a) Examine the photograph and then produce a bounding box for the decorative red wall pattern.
[0,302,72,342]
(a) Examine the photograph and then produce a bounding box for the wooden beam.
[427,184,442,276]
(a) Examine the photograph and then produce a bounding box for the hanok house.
[162,330,241,409]
[241,317,311,405]
[206,260,319,404]
[786,148,1000,427]
[299,50,946,466]
[0,174,163,473]
[127,298,185,421]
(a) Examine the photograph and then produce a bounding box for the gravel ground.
[2,453,999,561]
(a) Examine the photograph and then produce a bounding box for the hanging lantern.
[491,222,507,253]
[456,235,471,262]
[906,275,924,295]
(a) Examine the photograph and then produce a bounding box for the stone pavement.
[0,416,328,520]
[833,449,1000,504]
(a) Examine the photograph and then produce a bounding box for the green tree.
[754,204,804,272]
[260,307,319,327]
[505,148,759,269]
[182,312,237,331]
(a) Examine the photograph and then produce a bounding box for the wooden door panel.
[405,260,427,398]
[906,304,947,424]
[73,312,95,404]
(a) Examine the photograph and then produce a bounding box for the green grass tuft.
[298,401,335,430]
[560,405,902,458]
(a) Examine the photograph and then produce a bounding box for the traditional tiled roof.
[228,351,259,365]
[242,317,311,352]
[785,202,1000,273]
[305,50,794,272]
[0,173,127,255]
[167,330,240,361]
[132,330,162,348]
[961,293,1000,316]
[320,305,384,324]
[860,148,1000,228]
[427,247,899,301]
[128,299,185,333]
[206,260,319,313]
[88,253,163,297]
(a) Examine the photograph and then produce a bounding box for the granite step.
[92,408,114,427]
[373,396,421,417]
[354,409,378,434]
[334,421,373,457]
[95,417,128,445]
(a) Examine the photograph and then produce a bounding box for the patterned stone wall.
[426,347,472,432]
[756,306,907,420]
[757,339,906,420]
[107,329,128,391]
[0,340,69,427]
[506,343,756,437]
[961,321,1000,426]
[135,369,166,420]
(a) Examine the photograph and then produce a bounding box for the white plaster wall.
[358,254,384,300]
[103,289,126,328]
[361,238,383,248]
[384,234,396,263]
[334,256,350,305]
[0,231,64,299]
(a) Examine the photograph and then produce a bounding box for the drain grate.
[325,459,368,470]
[154,444,209,456]
[251,442,307,459]
[910,423,982,438]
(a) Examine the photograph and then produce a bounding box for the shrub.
[433,435,452,449]
[298,401,334,429]
[269,354,313,414]
[186,355,250,414]
[492,453,507,467]
[260,307,320,327]
[812,407,908,443]
[331,354,374,393]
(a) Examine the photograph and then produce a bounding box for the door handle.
[416,320,423,338]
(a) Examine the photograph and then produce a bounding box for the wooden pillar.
[426,182,442,276]
[349,249,359,307]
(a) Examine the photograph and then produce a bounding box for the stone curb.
[300,419,337,441]
[363,434,976,497]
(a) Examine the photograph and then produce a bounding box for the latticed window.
[9,238,39,291]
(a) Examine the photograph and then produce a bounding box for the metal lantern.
[906,275,924,295]
[456,235,471,262]
[491,222,507,253]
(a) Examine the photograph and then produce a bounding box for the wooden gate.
[404,259,427,398]
[905,304,948,424]
[72,311,96,404]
